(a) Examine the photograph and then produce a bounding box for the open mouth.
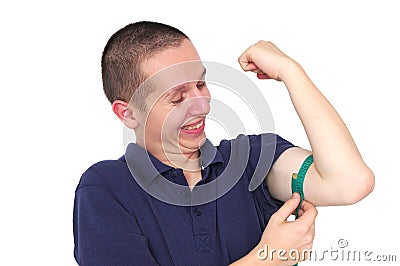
[180,119,205,134]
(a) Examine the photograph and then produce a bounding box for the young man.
[73,21,374,265]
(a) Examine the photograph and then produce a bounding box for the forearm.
[281,61,374,202]
[238,41,374,204]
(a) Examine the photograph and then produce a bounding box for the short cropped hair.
[101,21,189,110]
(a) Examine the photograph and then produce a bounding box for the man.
[73,21,374,265]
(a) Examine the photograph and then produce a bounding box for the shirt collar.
[122,139,224,186]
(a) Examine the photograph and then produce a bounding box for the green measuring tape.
[291,154,313,266]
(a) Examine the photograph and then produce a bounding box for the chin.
[179,133,207,151]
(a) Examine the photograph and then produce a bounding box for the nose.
[186,85,210,116]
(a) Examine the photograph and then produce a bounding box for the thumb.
[273,193,301,223]
[240,62,258,72]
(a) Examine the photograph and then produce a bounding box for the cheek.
[145,107,182,134]
[143,109,165,133]
[163,106,187,128]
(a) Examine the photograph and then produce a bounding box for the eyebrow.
[163,67,207,97]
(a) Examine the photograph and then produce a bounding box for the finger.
[297,201,316,218]
[297,201,318,224]
[238,61,258,72]
[245,62,259,71]
[304,215,316,234]
[301,200,317,213]
[257,72,270,79]
[272,193,301,223]
[294,200,314,217]
[238,49,256,71]
[296,203,307,217]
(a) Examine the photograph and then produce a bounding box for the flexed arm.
[238,41,374,206]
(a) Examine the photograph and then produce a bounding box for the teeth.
[182,120,203,130]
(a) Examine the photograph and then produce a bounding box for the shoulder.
[217,133,294,159]
[76,158,131,192]
[215,133,295,186]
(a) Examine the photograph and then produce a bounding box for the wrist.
[279,60,303,82]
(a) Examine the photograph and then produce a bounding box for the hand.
[257,193,318,265]
[238,41,298,82]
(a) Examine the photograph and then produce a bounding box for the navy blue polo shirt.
[73,133,294,265]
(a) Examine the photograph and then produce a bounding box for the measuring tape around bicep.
[291,154,314,265]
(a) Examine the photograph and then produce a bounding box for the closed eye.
[171,93,184,104]
[171,98,183,104]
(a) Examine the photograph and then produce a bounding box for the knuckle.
[256,40,268,47]
[307,206,318,219]
[304,234,314,245]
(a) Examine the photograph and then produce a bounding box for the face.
[135,39,211,160]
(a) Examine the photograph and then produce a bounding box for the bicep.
[266,147,338,206]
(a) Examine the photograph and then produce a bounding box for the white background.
[1,0,399,265]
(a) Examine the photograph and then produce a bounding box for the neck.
[138,139,201,172]
[161,149,201,172]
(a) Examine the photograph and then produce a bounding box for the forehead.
[141,40,206,98]
[143,39,201,77]
[145,62,206,102]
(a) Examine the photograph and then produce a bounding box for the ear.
[112,100,139,129]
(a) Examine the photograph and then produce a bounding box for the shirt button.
[171,172,178,180]
[193,208,202,216]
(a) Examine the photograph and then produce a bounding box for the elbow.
[365,169,375,194]
[356,169,375,202]
[343,168,375,205]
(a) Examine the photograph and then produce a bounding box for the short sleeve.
[73,168,159,266]
[249,133,295,168]
[247,133,295,225]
